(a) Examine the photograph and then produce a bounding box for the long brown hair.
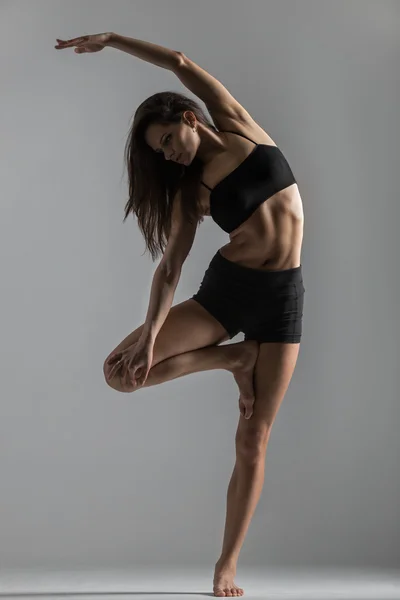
[123,90,218,261]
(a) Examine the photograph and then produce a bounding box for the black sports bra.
[200,130,297,233]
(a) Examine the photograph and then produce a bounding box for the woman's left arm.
[107,34,249,119]
[106,32,182,71]
[55,32,248,118]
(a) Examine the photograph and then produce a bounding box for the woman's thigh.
[103,298,231,375]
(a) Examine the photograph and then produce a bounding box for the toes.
[214,586,243,597]
[244,401,254,419]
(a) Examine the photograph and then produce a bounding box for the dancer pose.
[56,32,305,597]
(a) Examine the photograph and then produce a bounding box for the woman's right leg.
[103,298,233,390]
[102,299,258,416]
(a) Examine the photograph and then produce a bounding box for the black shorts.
[191,250,305,343]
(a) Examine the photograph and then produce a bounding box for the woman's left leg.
[213,341,301,597]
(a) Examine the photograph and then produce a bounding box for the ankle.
[215,555,237,571]
[224,343,243,370]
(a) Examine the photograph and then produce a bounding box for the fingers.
[107,352,124,368]
[106,352,130,383]
[106,363,119,382]
[105,350,146,389]
[54,37,90,51]
[104,352,134,388]
[119,359,137,389]
[56,36,88,46]
[107,353,120,365]
[107,357,124,382]
[138,373,149,387]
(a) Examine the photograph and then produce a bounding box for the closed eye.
[156,134,171,154]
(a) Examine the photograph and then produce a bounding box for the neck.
[196,125,226,165]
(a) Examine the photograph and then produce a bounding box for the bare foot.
[229,340,260,419]
[213,560,244,597]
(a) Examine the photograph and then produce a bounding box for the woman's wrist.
[104,32,116,46]
[139,330,156,347]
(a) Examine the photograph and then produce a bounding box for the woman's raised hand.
[54,33,111,53]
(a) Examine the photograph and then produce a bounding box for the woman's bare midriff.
[198,115,304,272]
[220,187,304,271]
[210,184,303,271]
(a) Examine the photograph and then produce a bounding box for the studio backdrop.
[0,0,398,571]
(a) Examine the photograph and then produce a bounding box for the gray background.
[1,0,399,572]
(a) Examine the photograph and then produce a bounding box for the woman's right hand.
[55,33,111,54]
[105,339,154,391]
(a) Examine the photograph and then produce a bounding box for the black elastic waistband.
[211,249,303,286]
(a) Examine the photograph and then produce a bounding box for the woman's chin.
[183,151,192,166]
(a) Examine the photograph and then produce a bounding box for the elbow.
[172,51,185,71]
[158,262,181,285]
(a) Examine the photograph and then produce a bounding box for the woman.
[56,32,305,598]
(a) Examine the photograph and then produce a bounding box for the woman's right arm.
[140,191,198,345]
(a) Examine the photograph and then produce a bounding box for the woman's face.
[145,120,198,166]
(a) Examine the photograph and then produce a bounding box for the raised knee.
[105,376,136,393]
[103,360,135,393]
[103,356,114,379]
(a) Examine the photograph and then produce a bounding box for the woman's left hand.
[54,33,111,53]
